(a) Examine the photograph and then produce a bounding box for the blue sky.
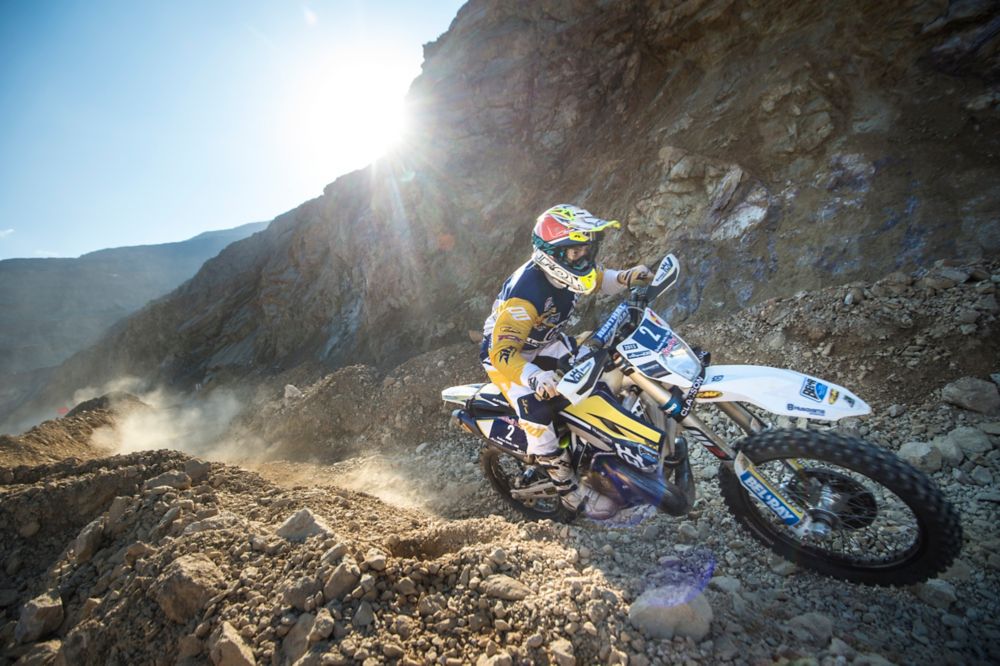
[0,0,465,260]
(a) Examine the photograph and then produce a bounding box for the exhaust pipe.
[592,448,695,517]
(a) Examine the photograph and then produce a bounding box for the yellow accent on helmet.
[577,269,598,294]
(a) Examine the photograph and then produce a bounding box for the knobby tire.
[718,428,962,586]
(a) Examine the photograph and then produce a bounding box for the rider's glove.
[527,369,560,400]
[617,264,653,288]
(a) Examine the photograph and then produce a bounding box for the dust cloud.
[88,382,277,463]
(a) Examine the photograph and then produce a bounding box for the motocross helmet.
[531,204,621,294]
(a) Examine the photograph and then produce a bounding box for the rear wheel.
[480,448,573,522]
[718,429,962,586]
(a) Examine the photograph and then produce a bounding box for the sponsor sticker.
[843,395,856,408]
[739,471,801,525]
[827,388,839,405]
[679,373,704,418]
[710,375,724,383]
[786,403,826,417]
[800,378,829,403]
[696,390,723,399]
[659,337,679,356]
[564,358,595,385]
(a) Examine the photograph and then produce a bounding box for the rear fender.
[442,383,486,405]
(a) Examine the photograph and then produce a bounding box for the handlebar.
[586,253,680,349]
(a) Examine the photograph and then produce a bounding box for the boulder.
[183,511,248,535]
[308,608,335,642]
[184,458,212,484]
[105,496,132,535]
[897,441,942,472]
[281,576,321,611]
[785,611,834,644]
[947,427,994,456]
[73,517,105,564]
[481,575,531,601]
[352,600,375,629]
[941,377,1000,414]
[12,639,61,665]
[549,638,576,666]
[929,437,964,467]
[15,590,64,643]
[282,612,315,664]
[914,579,957,609]
[276,509,332,541]
[143,470,192,491]
[363,548,387,572]
[209,621,256,666]
[628,587,713,641]
[707,576,742,594]
[150,554,226,623]
[320,543,348,566]
[323,560,360,600]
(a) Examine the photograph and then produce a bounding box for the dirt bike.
[442,254,962,586]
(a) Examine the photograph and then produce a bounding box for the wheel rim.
[783,467,879,530]
[748,457,924,568]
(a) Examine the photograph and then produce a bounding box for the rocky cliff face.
[3,0,999,429]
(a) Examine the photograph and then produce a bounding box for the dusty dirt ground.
[2,260,999,666]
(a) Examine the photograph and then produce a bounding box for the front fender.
[696,365,870,421]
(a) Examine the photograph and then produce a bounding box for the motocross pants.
[482,340,572,455]
[482,340,578,494]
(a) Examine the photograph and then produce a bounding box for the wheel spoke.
[754,457,921,564]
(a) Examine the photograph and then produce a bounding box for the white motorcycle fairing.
[695,364,870,422]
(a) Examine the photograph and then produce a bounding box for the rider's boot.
[536,448,618,519]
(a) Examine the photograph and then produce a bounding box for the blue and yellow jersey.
[481,261,615,387]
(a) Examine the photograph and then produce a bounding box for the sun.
[281,49,413,184]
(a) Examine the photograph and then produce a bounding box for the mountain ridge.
[0,221,267,429]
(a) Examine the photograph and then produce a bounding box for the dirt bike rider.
[481,204,651,517]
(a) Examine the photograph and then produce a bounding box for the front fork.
[625,371,820,538]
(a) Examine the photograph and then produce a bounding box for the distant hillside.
[0,222,267,378]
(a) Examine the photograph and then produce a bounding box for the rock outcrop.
[3,0,998,431]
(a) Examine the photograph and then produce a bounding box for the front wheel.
[480,447,574,522]
[718,429,962,586]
